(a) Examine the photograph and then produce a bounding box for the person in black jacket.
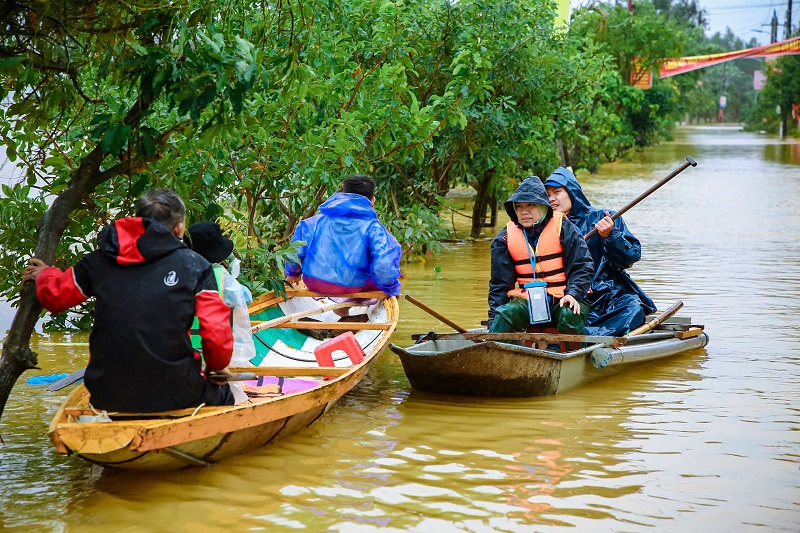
[488,176,594,334]
[23,189,235,412]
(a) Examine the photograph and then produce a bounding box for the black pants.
[198,382,236,406]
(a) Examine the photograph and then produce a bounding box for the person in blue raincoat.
[284,174,402,301]
[544,167,656,336]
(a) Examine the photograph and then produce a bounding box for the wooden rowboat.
[389,301,708,398]
[48,287,398,471]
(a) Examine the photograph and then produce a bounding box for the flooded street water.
[1,125,798,531]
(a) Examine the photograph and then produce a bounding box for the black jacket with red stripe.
[35,217,233,412]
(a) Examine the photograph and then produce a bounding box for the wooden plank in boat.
[675,326,705,339]
[268,321,392,330]
[410,332,625,344]
[249,290,386,314]
[63,406,232,419]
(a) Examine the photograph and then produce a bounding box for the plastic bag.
[221,261,256,366]
[26,373,69,385]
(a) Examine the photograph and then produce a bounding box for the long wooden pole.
[404,294,468,333]
[626,300,684,338]
[584,156,697,239]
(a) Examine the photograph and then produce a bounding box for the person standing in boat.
[22,189,235,412]
[284,174,402,308]
[183,220,255,369]
[544,167,656,336]
[488,176,594,333]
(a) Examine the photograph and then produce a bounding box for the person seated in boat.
[284,174,402,314]
[183,221,255,370]
[544,167,656,336]
[184,221,252,308]
[488,176,594,334]
[22,189,236,412]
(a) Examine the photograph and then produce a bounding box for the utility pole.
[718,62,727,123]
[787,0,794,39]
[771,11,779,42]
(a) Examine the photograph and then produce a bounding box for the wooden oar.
[404,294,468,333]
[410,331,626,345]
[584,156,697,239]
[223,366,351,378]
[46,368,86,392]
[626,300,684,338]
[251,301,360,333]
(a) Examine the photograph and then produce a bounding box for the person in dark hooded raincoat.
[544,167,656,336]
[488,176,594,334]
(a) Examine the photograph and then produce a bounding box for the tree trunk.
[0,97,153,421]
[470,169,495,239]
[0,159,102,418]
[485,195,497,228]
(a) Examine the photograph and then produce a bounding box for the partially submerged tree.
[0,0,445,420]
[0,0,268,418]
[381,0,614,239]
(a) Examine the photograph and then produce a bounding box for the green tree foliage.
[570,1,685,148]
[0,0,448,309]
[751,55,800,136]
[379,0,615,238]
[0,0,448,417]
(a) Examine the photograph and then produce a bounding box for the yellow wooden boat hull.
[48,289,398,471]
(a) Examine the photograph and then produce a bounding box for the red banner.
[659,36,800,78]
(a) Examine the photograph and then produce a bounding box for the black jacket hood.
[504,176,552,224]
[97,217,187,265]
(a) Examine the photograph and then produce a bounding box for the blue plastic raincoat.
[545,168,656,336]
[284,192,402,296]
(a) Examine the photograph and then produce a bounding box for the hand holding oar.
[584,156,698,240]
[404,294,468,333]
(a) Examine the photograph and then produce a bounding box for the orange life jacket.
[506,212,567,299]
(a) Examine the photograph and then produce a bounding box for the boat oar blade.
[46,368,86,391]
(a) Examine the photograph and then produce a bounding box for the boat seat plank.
[410,332,625,344]
[250,290,387,314]
[266,321,392,330]
[227,366,351,377]
[675,326,705,339]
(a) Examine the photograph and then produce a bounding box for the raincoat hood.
[544,167,593,227]
[503,176,551,225]
[319,192,377,220]
[97,217,187,265]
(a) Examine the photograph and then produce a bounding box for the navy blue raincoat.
[488,176,594,326]
[545,168,656,336]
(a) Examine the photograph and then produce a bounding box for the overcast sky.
[570,1,799,46]
[700,0,797,44]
